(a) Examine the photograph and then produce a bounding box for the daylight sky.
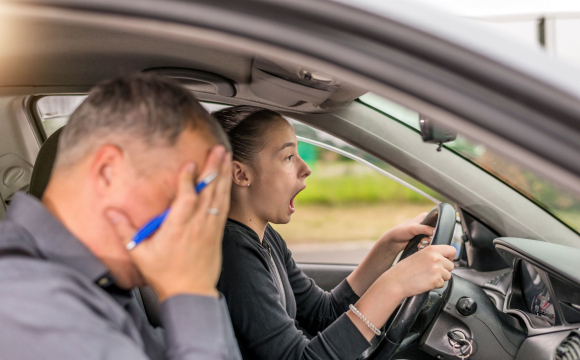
[402,0,580,17]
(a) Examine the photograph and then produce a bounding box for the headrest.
[29,127,64,199]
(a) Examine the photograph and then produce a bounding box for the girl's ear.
[231,160,251,187]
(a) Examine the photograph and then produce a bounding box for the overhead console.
[250,58,364,108]
[251,58,339,107]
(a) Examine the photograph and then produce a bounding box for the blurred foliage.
[295,157,435,206]
[296,172,432,205]
[446,136,580,232]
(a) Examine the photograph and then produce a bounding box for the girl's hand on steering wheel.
[385,244,456,299]
[348,244,456,342]
[376,212,435,254]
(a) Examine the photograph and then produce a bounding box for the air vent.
[555,331,580,360]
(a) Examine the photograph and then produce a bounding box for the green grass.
[296,171,432,206]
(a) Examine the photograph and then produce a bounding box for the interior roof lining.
[2,2,579,193]
[0,4,365,113]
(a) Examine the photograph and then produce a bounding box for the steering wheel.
[360,203,456,360]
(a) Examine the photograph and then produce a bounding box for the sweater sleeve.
[270,227,361,335]
[217,228,369,360]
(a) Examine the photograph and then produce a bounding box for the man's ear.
[231,160,251,187]
[89,144,126,196]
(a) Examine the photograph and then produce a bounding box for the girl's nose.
[301,160,312,179]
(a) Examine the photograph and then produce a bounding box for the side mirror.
[419,117,457,151]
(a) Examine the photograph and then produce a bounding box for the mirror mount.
[419,117,457,152]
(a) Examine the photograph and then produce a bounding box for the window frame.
[25,95,49,144]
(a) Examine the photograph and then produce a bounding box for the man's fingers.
[165,146,226,238]
[192,146,226,219]
[179,162,196,196]
[198,146,226,183]
[165,162,199,226]
[206,152,233,227]
[105,208,138,247]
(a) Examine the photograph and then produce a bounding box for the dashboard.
[494,238,580,359]
[495,238,580,333]
[423,237,580,360]
[520,260,556,325]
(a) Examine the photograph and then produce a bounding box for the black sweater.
[217,219,370,360]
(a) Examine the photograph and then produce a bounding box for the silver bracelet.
[349,304,382,336]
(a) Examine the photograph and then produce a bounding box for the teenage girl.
[214,106,456,360]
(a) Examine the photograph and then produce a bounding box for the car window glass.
[36,96,87,138]
[359,93,580,234]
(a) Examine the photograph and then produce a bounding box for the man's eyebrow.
[279,142,297,151]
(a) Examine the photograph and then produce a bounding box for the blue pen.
[126,171,218,250]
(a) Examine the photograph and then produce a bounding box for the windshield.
[359,93,580,233]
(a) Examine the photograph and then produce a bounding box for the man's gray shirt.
[0,192,241,360]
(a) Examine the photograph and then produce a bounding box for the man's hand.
[106,146,232,302]
[376,212,434,254]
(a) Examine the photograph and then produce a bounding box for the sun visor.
[250,58,341,107]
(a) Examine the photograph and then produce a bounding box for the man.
[0,74,241,359]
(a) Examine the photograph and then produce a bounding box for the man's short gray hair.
[55,73,229,169]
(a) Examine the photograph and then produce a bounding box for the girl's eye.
[285,155,294,161]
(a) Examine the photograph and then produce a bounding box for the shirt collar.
[226,218,278,250]
[6,192,111,285]
[226,218,261,243]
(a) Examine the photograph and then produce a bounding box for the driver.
[213,105,457,360]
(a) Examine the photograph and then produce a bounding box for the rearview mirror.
[419,117,457,151]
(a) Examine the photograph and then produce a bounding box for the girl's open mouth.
[289,187,306,213]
